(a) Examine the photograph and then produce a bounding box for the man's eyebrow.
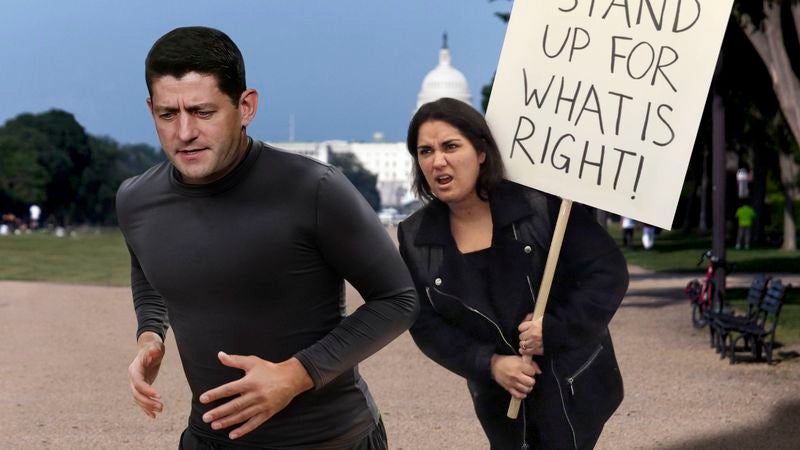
[186,103,217,111]
[153,103,217,113]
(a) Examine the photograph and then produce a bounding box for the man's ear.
[146,97,154,115]
[238,89,258,127]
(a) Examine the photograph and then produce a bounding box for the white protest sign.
[486,0,734,229]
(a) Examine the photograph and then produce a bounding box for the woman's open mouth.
[436,175,453,185]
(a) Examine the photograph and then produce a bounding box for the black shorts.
[179,418,387,450]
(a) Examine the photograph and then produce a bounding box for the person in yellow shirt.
[735,203,757,250]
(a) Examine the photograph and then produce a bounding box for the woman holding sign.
[398,98,628,449]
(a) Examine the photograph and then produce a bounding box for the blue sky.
[0,1,509,149]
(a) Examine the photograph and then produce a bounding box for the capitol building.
[269,36,474,209]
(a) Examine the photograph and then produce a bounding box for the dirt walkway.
[1,266,798,449]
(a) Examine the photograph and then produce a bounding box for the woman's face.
[416,120,485,206]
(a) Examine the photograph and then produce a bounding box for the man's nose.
[177,115,198,142]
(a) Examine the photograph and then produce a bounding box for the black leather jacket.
[398,181,628,449]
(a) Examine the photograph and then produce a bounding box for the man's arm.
[293,167,418,388]
[126,245,170,418]
[129,244,169,340]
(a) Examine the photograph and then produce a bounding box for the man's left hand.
[199,352,314,440]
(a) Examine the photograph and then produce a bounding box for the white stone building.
[348,141,414,207]
[271,35,474,208]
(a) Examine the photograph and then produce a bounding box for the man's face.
[148,72,257,184]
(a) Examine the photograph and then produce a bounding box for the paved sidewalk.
[1,265,798,449]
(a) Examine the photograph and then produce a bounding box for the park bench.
[724,278,790,364]
[710,273,770,357]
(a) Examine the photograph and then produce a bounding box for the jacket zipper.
[566,344,604,396]
[515,223,533,450]
[552,360,578,450]
[426,287,517,354]
[423,287,441,314]
[428,285,528,449]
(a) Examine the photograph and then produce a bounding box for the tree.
[117,143,166,176]
[736,0,800,250]
[3,109,92,224]
[0,132,49,212]
[79,136,125,225]
[328,152,381,211]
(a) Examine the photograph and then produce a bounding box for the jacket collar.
[414,180,536,246]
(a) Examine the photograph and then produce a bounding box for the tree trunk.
[682,171,697,231]
[741,2,800,144]
[740,2,800,250]
[712,58,727,307]
[698,147,710,231]
[778,152,798,250]
[752,141,768,245]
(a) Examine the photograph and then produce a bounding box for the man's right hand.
[490,354,541,399]
[128,331,165,418]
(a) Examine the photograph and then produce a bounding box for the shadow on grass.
[628,272,695,281]
[623,287,685,302]
[620,298,686,309]
[663,399,800,450]
[729,258,800,274]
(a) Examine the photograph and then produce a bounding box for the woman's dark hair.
[145,26,246,106]
[406,98,505,201]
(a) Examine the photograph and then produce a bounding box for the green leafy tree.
[0,132,49,212]
[3,109,91,223]
[328,151,381,211]
[79,136,125,225]
[80,137,164,225]
[117,143,166,176]
[735,0,800,250]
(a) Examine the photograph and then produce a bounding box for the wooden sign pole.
[507,199,573,419]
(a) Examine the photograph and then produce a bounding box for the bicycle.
[684,250,728,328]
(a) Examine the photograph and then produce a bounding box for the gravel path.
[1,266,798,449]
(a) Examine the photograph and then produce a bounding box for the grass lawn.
[614,226,800,274]
[0,229,130,286]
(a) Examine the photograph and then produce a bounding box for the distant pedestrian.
[735,203,756,250]
[29,204,41,230]
[736,168,751,199]
[622,216,636,248]
[642,224,656,250]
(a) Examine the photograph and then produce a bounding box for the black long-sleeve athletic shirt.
[116,139,418,448]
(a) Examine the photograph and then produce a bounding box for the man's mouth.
[178,148,206,155]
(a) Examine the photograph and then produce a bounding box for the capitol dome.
[416,34,473,110]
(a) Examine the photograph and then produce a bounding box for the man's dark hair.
[406,98,505,201]
[145,26,246,106]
